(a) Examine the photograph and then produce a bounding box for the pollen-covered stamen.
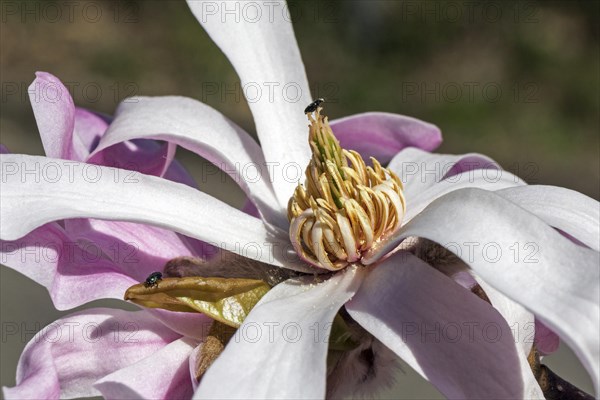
[288,106,406,271]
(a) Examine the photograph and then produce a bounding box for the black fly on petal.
[144,271,163,288]
[304,98,324,114]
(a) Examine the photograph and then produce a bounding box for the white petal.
[194,266,366,399]
[0,154,310,271]
[94,337,197,399]
[2,308,180,400]
[434,262,536,357]
[188,342,202,392]
[388,147,527,222]
[475,276,536,357]
[496,185,600,251]
[347,251,543,399]
[91,96,286,227]
[404,167,524,222]
[187,0,312,206]
[388,147,504,200]
[366,188,600,394]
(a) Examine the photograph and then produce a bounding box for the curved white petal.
[404,167,525,222]
[475,276,536,357]
[0,154,311,271]
[91,96,286,227]
[496,185,600,251]
[2,309,180,400]
[389,146,526,222]
[433,262,536,357]
[347,251,543,399]
[366,188,600,394]
[94,337,196,399]
[188,342,202,392]
[187,0,312,206]
[388,147,503,200]
[194,266,365,399]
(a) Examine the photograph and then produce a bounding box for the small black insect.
[144,271,163,288]
[304,98,324,114]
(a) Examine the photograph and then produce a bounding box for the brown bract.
[124,276,271,328]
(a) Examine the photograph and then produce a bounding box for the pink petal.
[63,219,197,282]
[241,199,260,218]
[0,223,136,310]
[76,106,187,182]
[77,109,197,187]
[347,251,543,399]
[28,72,76,160]
[2,309,180,400]
[147,310,213,341]
[329,112,442,164]
[1,220,223,335]
[89,139,176,179]
[163,157,199,188]
[72,108,109,160]
[195,266,366,399]
[28,72,180,182]
[535,319,560,356]
[95,337,196,400]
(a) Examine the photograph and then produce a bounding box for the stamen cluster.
[287,107,406,270]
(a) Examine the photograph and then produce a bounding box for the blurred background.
[1,0,598,398]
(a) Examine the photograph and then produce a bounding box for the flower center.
[287,105,406,270]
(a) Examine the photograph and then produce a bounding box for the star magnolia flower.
[1,1,598,400]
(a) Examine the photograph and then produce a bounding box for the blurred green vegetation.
[1,0,598,198]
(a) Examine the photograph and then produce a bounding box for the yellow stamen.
[288,106,406,270]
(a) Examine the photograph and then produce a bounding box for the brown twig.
[195,321,237,383]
